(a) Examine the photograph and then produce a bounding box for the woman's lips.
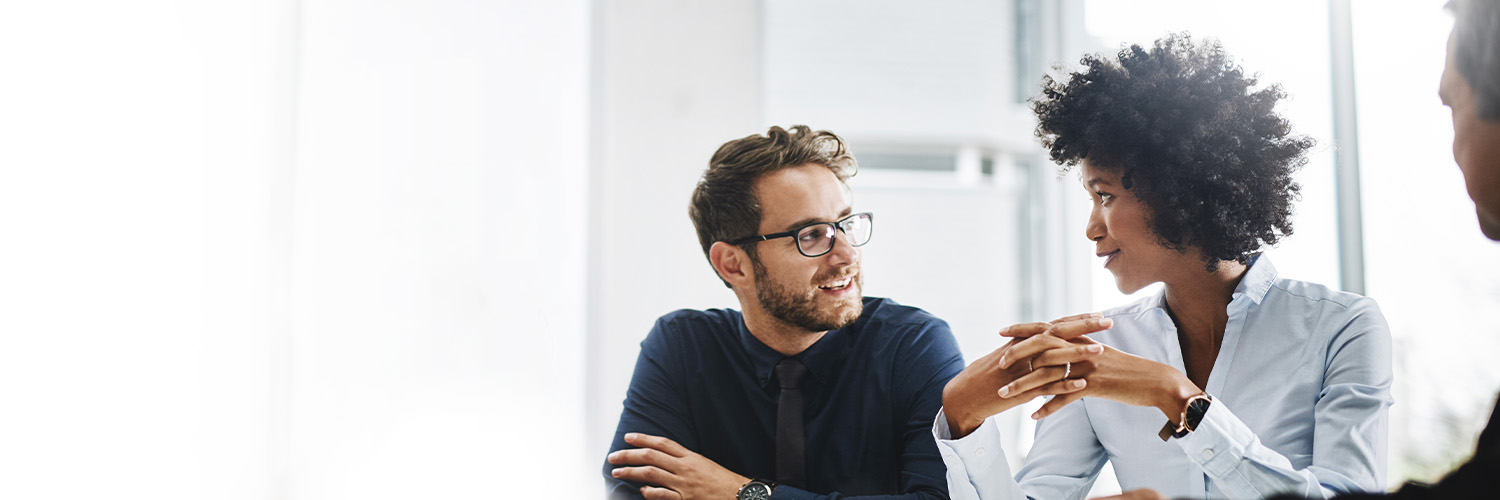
[1098,249,1121,268]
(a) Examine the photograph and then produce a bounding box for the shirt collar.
[736,301,868,388]
[1234,254,1277,305]
[1139,255,1277,312]
[736,319,785,388]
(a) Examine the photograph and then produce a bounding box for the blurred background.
[0,0,1495,498]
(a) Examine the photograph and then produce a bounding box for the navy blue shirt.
[604,297,964,499]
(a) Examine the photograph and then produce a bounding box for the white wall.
[1,1,592,498]
[764,0,1030,146]
[1,2,279,498]
[587,0,762,459]
[291,1,590,498]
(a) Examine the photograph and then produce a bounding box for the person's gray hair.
[1451,0,1500,120]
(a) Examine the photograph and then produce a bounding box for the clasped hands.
[942,313,1199,439]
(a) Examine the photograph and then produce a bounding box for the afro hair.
[1032,33,1315,271]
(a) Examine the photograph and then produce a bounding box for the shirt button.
[1201,448,1215,460]
[975,448,986,457]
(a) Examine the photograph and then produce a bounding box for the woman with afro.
[935,33,1392,500]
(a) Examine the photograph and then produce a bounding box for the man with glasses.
[603,125,964,500]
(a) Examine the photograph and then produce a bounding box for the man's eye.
[803,226,834,241]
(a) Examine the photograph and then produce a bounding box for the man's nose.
[825,230,859,264]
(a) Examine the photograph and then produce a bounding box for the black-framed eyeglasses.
[730,212,874,257]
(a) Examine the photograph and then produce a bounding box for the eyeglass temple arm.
[729,230,797,245]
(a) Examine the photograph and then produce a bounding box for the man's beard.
[751,257,864,332]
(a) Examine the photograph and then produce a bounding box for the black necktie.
[774,358,807,488]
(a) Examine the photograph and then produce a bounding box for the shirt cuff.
[933,407,1007,480]
[1172,398,1254,478]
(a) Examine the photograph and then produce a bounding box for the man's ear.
[709,241,754,289]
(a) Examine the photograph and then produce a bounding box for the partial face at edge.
[1441,31,1500,240]
[747,164,863,331]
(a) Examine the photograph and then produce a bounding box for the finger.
[986,337,1020,369]
[1032,383,1089,420]
[611,465,676,487]
[1010,376,1087,402]
[1049,311,1103,324]
[997,322,1052,338]
[1063,335,1102,346]
[998,334,1069,369]
[1031,344,1104,367]
[1047,317,1113,340]
[998,364,1070,398]
[623,433,690,458]
[640,486,683,500]
[607,447,678,469]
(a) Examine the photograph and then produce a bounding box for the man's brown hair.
[689,125,858,287]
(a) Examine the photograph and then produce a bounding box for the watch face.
[737,482,772,500]
[1187,396,1212,420]
[1183,395,1213,432]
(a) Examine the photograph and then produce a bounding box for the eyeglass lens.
[794,214,872,256]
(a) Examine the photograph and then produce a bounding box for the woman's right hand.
[940,315,1112,439]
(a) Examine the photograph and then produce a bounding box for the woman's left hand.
[1000,325,1200,420]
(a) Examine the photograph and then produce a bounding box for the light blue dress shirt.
[933,257,1393,500]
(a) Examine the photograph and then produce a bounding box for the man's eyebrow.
[780,207,853,232]
[1085,177,1113,188]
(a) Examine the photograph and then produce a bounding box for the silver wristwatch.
[736,479,775,500]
